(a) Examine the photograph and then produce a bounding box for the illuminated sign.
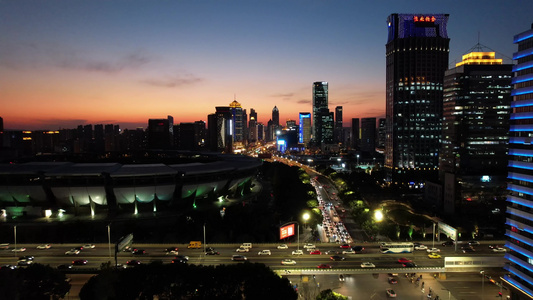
[280,224,295,240]
[413,15,436,23]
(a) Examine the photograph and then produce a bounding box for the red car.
[397,258,413,263]
[309,250,322,255]
[339,244,351,249]
[317,264,332,269]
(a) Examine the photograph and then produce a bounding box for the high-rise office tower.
[148,118,172,150]
[378,118,386,151]
[351,118,360,149]
[440,51,512,214]
[319,108,334,145]
[312,81,328,144]
[229,100,244,143]
[208,107,233,153]
[257,123,264,141]
[504,23,533,299]
[335,106,343,144]
[299,113,311,144]
[272,106,279,127]
[249,109,258,143]
[361,118,376,153]
[385,14,450,186]
[286,119,296,129]
[0,116,3,148]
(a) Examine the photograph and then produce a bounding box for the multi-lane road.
[0,241,506,272]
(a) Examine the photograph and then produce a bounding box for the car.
[165,247,179,254]
[488,245,500,249]
[83,244,96,249]
[324,250,339,255]
[17,259,32,266]
[73,247,83,251]
[361,262,375,268]
[309,250,322,255]
[171,258,187,264]
[231,255,247,261]
[462,247,476,253]
[72,259,88,265]
[442,240,455,246]
[281,259,296,265]
[386,288,397,297]
[468,240,480,246]
[126,260,141,266]
[342,249,355,254]
[397,258,412,263]
[415,244,428,250]
[131,249,146,255]
[57,264,72,270]
[236,247,249,252]
[317,264,332,269]
[65,249,80,255]
[205,247,215,252]
[427,247,440,253]
[388,277,398,284]
[339,274,345,282]
[292,250,303,255]
[11,247,26,252]
[492,247,507,253]
[340,244,351,249]
[277,244,288,249]
[206,250,220,255]
[258,250,271,255]
[303,243,316,249]
[0,265,17,270]
[19,256,34,261]
[330,255,345,261]
[175,255,189,261]
[428,253,441,259]
[36,244,51,250]
[352,246,365,252]
[402,262,417,267]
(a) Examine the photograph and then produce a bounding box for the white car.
[83,244,96,249]
[386,288,397,297]
[236,247,249,253]
[258,250,271,255]
[342,250,355,254]
[65,249,80,255]
[281,259,296,265]
[277,244,288,249]
[414,245,427,250]
[36,244,51,250]
[492,247,507,253]
[361,262,375,268]
[427,247,441,253]
[11,248,26,252]
[292,250,304,255]
[303,243,316,249]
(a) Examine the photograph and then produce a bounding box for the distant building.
[0,116,3,148]
[440,51,512,214]
[503,23,533,300]
[148,117,172,150]
[272,106,280,127]
[249,109,258,143]
[385,13,450,187]
[319,108,334,145]
[177,121,206,151]
[299,112,311,144]
[208,107,233,153]
[335,106,343,144]
[229,100,244,143]
[377,118,386,151]
[312,81,328,144]
[360,118,376,153]
[351,118,359,149]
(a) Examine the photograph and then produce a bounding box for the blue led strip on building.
[511,125,533,131]
[512,86,533,96]
[509,161,533,170]
[509,149,533,156]
[512,99,533,108]
[508,184,533,196]
[513,61,533,72]
[514,48,533,60]
[511,112,533,120]
[512,73,533,84]
[507,196,533,209]
[514,30,533,43]
[509,173,533,183]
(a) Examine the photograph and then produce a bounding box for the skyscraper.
[272,106,279,127]
[378,118,386,151]
[229,100,244,143]
[360,118,376,153]
[312,81,328,144]
[503,23,533,299]
[249,108,258,143]
[440,51,512,214]
[319,108,334,145]
[208,107,233,153]
[351,118,360,149]
[335,106,343,144]
[148,118,171,150]
[385,14,450,186]
[299,112,311,144]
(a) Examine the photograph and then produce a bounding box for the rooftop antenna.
[454,32,513,65]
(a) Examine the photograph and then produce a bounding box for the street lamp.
[432,223,436,248]
[13,225,17,257]
[480,270,485,298]
[107,224,112,261]
[356,154,360,165]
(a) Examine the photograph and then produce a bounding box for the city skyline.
[1,0,532,130]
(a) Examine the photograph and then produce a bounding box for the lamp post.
[203,223,206,253]
[107,224,112,261]
[432,223,436,248]
[480,270,485,298]
[14,225,17,257]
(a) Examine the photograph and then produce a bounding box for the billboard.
[280,224,295,240]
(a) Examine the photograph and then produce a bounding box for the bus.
[380,242,414,254]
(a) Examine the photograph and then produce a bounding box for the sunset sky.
[1,0,532,130]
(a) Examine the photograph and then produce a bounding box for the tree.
[316,289,349,300]
[0,264,71,300]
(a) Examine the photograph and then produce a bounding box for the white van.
[241,243,252,249]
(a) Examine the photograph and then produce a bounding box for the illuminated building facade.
[249,109,257,142]
[504,23,533,300]
[299,112,311,144]
[319,108,334,145]
[335,106,343,144]
[208,107,233,153]
[229,100,244,143]
[385,13,450,186]
[440,51,512,214]
[312,81,328,144]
